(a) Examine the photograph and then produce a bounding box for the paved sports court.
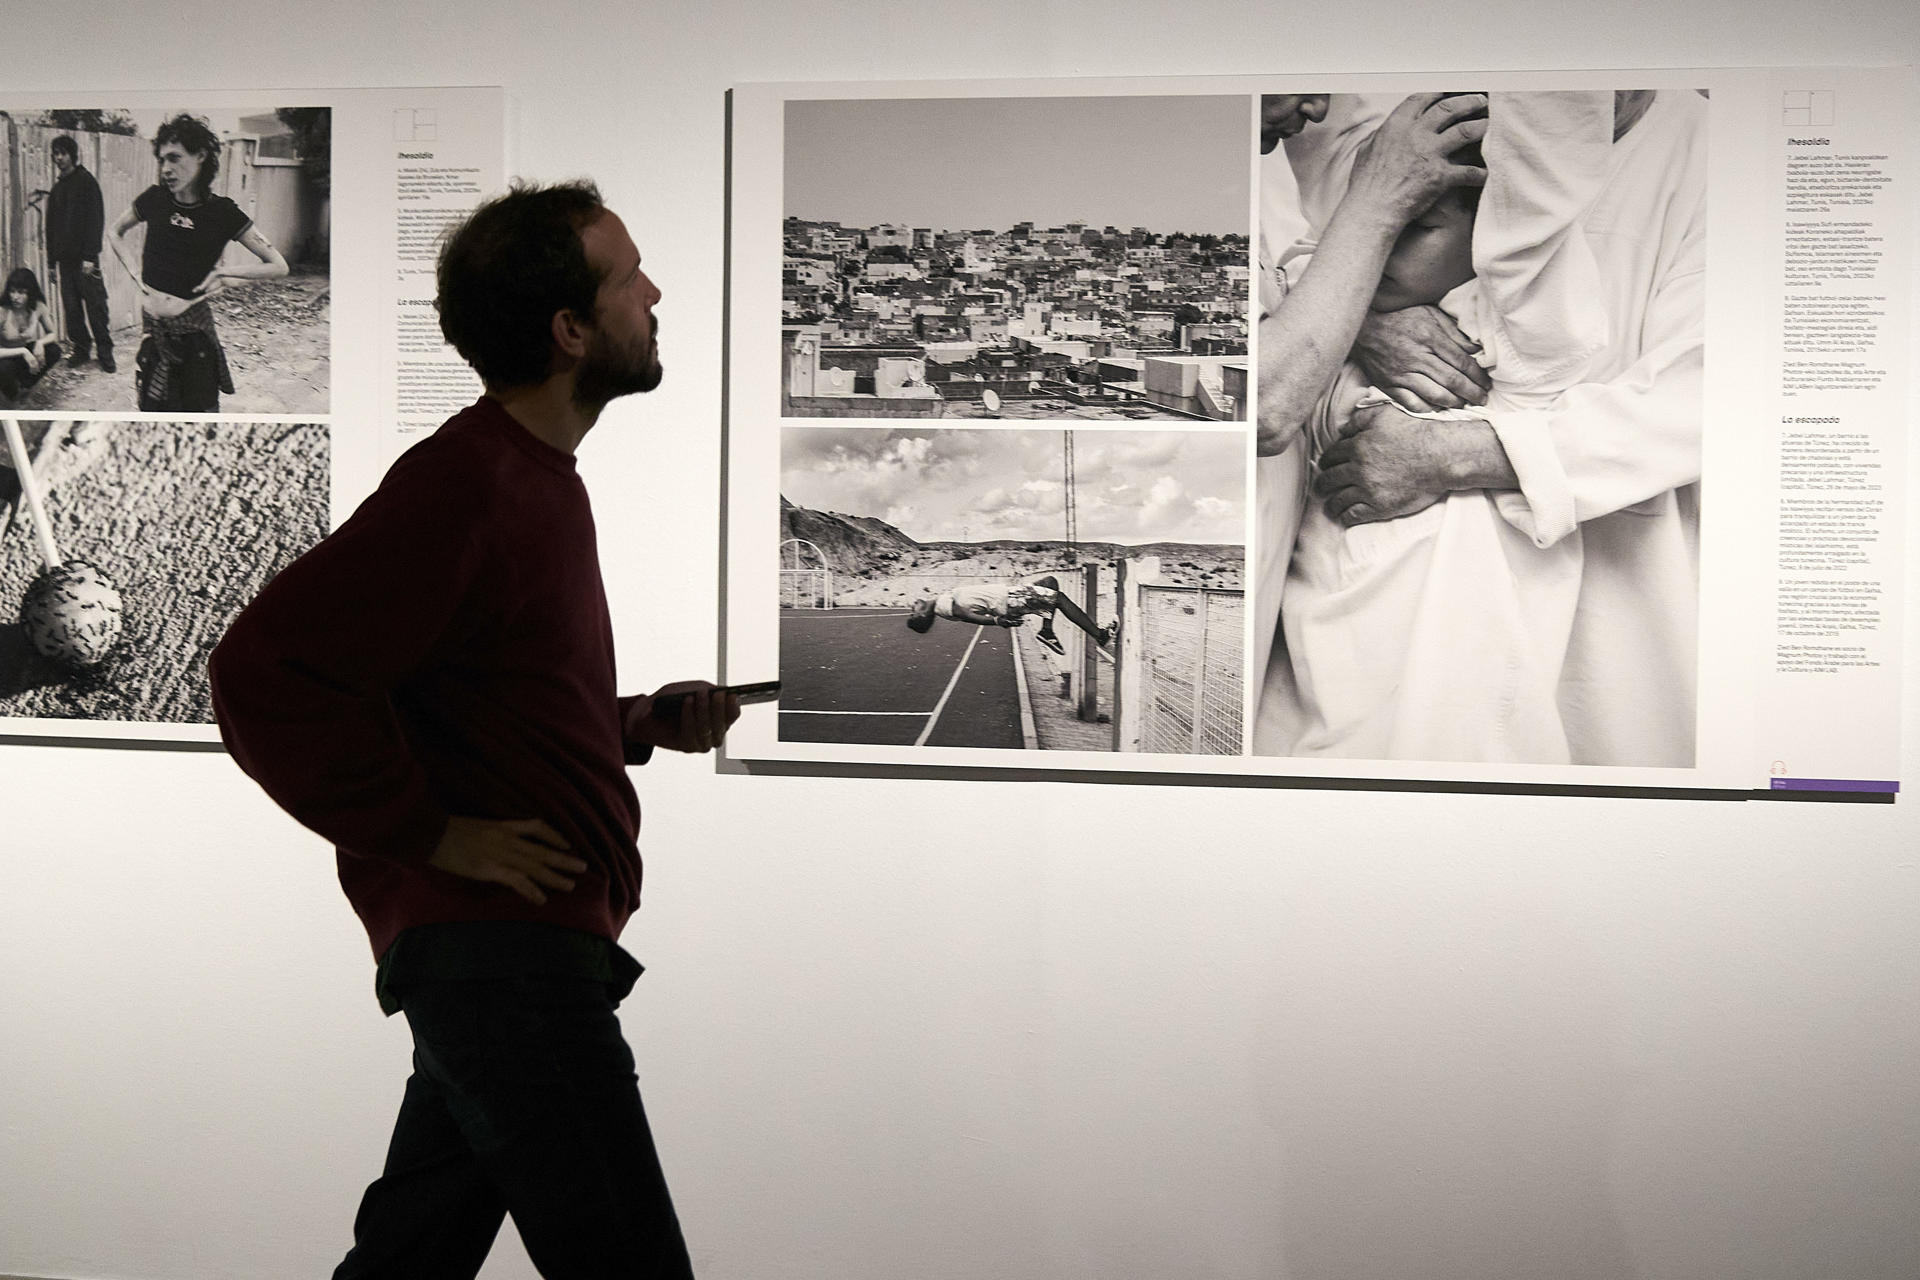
[777,607,1038,749]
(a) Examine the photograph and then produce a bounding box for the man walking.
[45,135,114,372]
[210,179,735,1278]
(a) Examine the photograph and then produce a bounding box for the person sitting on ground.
[905,575,1115,656]
[0,268,62,401]
[108,113,288,412]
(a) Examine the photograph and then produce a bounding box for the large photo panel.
[729,68,1915,797]
[0,86,504,744]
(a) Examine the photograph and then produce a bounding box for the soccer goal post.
[780,568,833,609]
[779,539,834,609]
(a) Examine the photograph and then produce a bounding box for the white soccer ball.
[22,559,124,668]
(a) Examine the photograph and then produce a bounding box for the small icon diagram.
[1782,90,1834,127]
[394,108,440,142]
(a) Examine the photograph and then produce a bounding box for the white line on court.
[778,710,930,717]
[913,625,985,747]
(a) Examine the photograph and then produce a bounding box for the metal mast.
[1062,430,1078,559]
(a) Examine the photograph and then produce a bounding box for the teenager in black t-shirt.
[109,113,287,411]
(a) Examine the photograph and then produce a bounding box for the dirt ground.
[6,271,330,415]
[0,420,328,724]
[829,550,1242,609]
[1016,626,1115,751]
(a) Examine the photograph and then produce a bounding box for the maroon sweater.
[211,399,648,959]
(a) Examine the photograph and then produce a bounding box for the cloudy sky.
[782,427,1245,546]
[785,95,1249,236]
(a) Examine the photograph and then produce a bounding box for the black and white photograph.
[0,106,330,415]
[1252,89,1706,767]
[0,418,327,729]
[781,95,1250,422]
[779,425,1246,754]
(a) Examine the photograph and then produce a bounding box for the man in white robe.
[1255,89,1706,767]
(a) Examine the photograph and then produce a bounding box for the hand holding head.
[1346,92,1489,227]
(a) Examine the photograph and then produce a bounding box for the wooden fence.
[1,115,328,352]
[1,120,152,348]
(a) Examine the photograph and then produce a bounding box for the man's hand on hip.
[427,815,586,905]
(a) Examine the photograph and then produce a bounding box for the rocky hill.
[779,496,1242,607]
[780,498,922,573]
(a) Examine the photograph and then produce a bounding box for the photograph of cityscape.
[781,95,1251,421]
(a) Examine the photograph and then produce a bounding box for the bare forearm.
[219,258,288,282]
[1257,200,1401,454]
[1257,92,1490,455]
[108,232,146,294]
[1438,419,1519,492]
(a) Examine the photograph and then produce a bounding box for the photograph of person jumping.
[905,576,1117,657]
[778,425,1246,753]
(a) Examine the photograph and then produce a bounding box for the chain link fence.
[1131,584,1243,754]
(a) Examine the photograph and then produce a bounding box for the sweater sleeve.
[210,444,490,864]
[79,171,105,259]
[46,181,71,263]
[616,695,656,767]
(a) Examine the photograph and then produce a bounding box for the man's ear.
[551,307,593,361]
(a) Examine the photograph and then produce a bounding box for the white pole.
[3,420,63,570]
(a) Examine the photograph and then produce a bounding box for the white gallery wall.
[3,2,1916,1278]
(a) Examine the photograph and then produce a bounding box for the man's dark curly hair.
[435,179,608,389]
[152,114,221,197]
[50,135,78,161]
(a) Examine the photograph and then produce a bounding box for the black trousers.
[54,259,112,362]
[334,924,694,1280]
[0,343,60,401]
